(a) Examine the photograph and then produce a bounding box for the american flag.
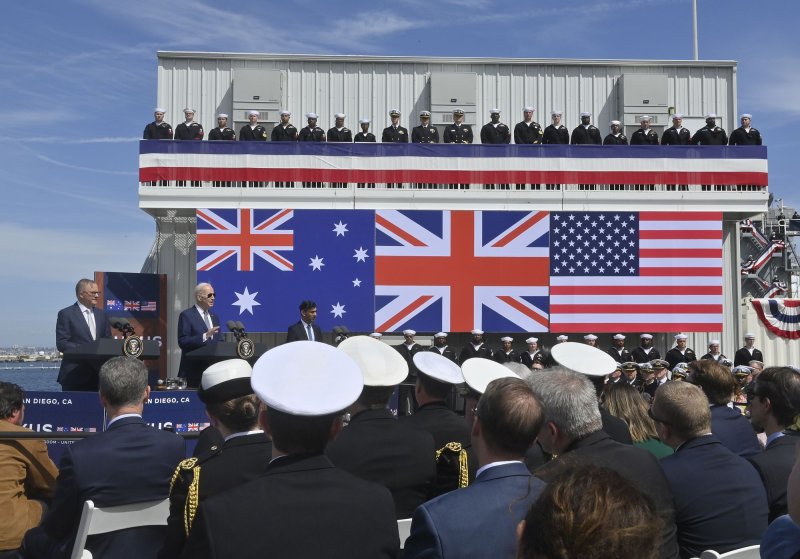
[549,211,723,332]
[140,301,157,312]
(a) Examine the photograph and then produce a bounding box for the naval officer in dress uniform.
[143,108,173,139]
[493,336,518,364]
[607,334,632,364]
[395,329,422,415]
[514,106,543,144]
[354,118,376,142]
[429,332,457,363]
[603,120,628,145]
[631,333,660,364]
[570,112,602,145]
[583,334,598,347]
[543,110,569,144]
[661,113,691,145]
[207,114,236,141]
[174,108,204,140]
[729,113,763,145]
[381,109,409,143]
[665,333,697,369]
[630,115,659,145]
[519,337,542,369]
[443,108,473,144]
[459,329,492,364]
[327,113,352,142]
[692,113,728,145]
[268,110,297,141]
[412,110,439,143]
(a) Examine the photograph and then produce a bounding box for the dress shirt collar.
[766,431,786,447]
[77,301,92,314]
[475,460,522,479]
[107,413,142,428]
[224,429,265,443]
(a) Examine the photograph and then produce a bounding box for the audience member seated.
[404,377,546,559]
[0,382,58,555]
[516,464,661,559]
[159,359,270,559]
[687,359,761,458]
[603,384,673,459]
[651,381,768,558]
[747,367,800,522]
[22,357,185,559]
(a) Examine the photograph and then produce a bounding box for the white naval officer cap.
[705,113,717,119]
[639,115,652,122]
[338,335,408,387]
[500,336,513,343]
[402,329,416,336]
[419,110,431,117]
[609,120,621,126]
[471,329,484,335]
[306,112,318,119]
[580,112,591,118]
[584,334,598,341]
[523,106,535,112]
[740,113,752,119]
[183,108,195,114]
[556,335,569,342]
[198,358,253,404]
[389,109,401,116]
[550,342,618,378]
[526,337,538,344]
[613,334,626,340]
[216,113,228,119]
[640,333,653,339]
[154,107,166,113]
[489,108,501,114]
[453,108,465,115]
[369,332,383,339]
[434,332,448,338]
[251,341,362,416]
[359,117,371,124]
[413,351,463,385]
[334,113,346,119]
[551,110,563,117]
[462,358,518,395]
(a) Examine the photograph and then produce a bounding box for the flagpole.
[692,0,699,60]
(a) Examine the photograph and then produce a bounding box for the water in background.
[0,363,61,391]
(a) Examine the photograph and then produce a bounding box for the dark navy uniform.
[519,350,542,369]
[411,124,439,143]
[661,126,691,145]
[327,126,353,142]
[480,122,511,144]
[607,347,633,364]
[239,124,268,141]
[381,125,409,143]
[603,133,628,145]
[571,124,602,145]
[543,124,569,144]
[207,127,236,141]
[159,433,272,559]
[630,128,660,145]
[400,402,470,455]
[458,343,492,365]
[734,346,763,367]
[428,345,458,363]
[299,125,326,141]
[514,121,543,144]
[354,131,376,142]
[143,121,173,139]
[443,123,473,144]
[729,127,762,145]
[493,350,518,364]
[395,343,423,375]
[700,352,729,362]
[631,346,661,364]
[665,347,697,369]
[692,124,728,145]
[268,124,296,141]
[326,408,436,519]
[174,121,204,140]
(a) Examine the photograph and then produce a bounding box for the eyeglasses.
[206,293,216,298]
[647,408,670,425]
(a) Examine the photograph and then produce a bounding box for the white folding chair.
[70,498,170,559]
[697,544,760,559]
[397,518,412,550]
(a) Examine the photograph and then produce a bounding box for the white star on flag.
[332,221,348,236]
[330,301,346,318]
[232,286,261,315]
[352,278,362,287]
[353,247,369,262]
[309,255,325,271]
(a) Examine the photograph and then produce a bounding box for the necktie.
[306,324,314,341]
[203,311,212,330]
[85,309,96,340]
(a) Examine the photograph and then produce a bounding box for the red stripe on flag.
[376,214,426,247]
[550,304,723,314]
[255,209,292,231]
[550,285,723,295]
[640,230,721,240]
[640,248,723,258]
[550,323,723,333]
[198,250,235,271]
[640,212,723,221]
[376,296,434,332]
[491,213,547,248]
[640,267,722,277]
[497,296,549,329]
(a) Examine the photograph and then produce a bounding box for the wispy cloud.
[0,136,139,145]
[34,154,138,176]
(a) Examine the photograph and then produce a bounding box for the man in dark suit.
[530,350,678,559]
[56,278,113,391]
[286,299,323,343]
[734,332,764,367]
[23,357,185,559]
[405,377,546,559]
[177,282,223,388]
[327,336,436,518]
[747,366,800,522]
[428,332,457,363]
[652,381,768,558]
[182,341,400,558]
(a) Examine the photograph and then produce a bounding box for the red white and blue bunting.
[752,299,800,339]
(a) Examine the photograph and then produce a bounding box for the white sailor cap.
[584,334,598,341]
[640,333,653,339]
[278,110,289,117]
[389,109,401,116]
[419,110,431,117]
[705,113,717,119]
[550,342,618,377]
[526,337,539,344]
[306,112,318,119]
[471,329,484,336]
[359,117,371,124]
[675,334,688,340]
[198,359,253,404]
[216,113,228,119]
[334,113,346,119]
[402,329,416,336]
[434,332,448,338]
[580,112,591,118]
[610,120,621,126]
[672,113,684,120]
[154,108,166,113]
[613,334,626,340]
[744,333,756,339]
[413,351,463,385]
[453,108,465,115]
[251,341,362,416]
[183,108,195,114]
[248,110,261,117]
[709,339,720,346]
[523,106,535,112]
[489,108,501,114]
[338,335,408,387]
[462,358,518,395]
[369,332,383,339]
[740,113,752,119]
[639,115,652,122]
[500,336,513,343]
[556,335,569,342]
[551,110,563,117]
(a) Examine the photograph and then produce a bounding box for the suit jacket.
[326,408,436,518]
[23,416,185,559]
[535,430,679,559]
[659,435,768,559]
[748,432,800,522]
[0,419,58,551]
[56,303,112,390]
[159,433,272,559]
[181,453,399,559]
[404,462,545,559]
[710,404,761,458]
[734,346,764,367]
[177,306,223,387]
[285,320,322,343]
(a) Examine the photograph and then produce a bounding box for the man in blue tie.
[177,282,223,387]
[286,300,323,343]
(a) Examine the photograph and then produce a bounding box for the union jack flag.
[124,301,140,311]
[187,423,200,432]
[197,209,294,272]
[375,210,550,332]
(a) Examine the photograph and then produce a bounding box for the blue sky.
[2,0,798,346]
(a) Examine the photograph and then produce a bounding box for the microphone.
[226,320,238,332]
[235,321,246,332]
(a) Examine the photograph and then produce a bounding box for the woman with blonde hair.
[603,384,672,458]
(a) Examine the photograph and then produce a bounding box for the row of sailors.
[143,107,763,146]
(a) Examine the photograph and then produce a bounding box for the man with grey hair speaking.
[178,282,223,387]
[529,343,679,559]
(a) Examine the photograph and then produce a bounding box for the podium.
[184,341,269,369]
[60,338,161,391]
